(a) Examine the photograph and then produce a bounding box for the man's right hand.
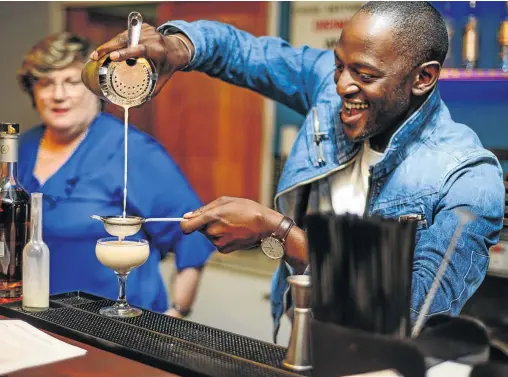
[89,23,194,95]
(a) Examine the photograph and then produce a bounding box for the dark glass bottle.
[0,123,30,303]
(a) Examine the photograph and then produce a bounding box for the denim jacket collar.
[370,87,441,181]
[277,87,442,201]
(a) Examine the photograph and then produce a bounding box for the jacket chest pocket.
[398,213,428,245]
[375,201,431,245]
[398,213,428,230]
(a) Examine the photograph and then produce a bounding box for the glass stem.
[116,273,129,307]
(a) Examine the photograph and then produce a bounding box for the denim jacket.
[159,20,505,342]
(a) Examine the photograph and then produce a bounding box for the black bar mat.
[0,291,308,377]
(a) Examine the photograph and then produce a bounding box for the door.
[67,3,267,204]
[155,2,267,204]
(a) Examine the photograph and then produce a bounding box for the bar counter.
[4,290,508,377]
[0,292,302,377]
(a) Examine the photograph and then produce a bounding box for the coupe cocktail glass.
[95,236,149,318]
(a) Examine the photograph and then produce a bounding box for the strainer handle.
[144,218,186,222]
[128,11,143,48]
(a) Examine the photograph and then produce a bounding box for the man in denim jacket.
[92,1,504,342]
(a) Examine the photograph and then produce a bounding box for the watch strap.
[273,216,295,244]
[157,25,193,71]
[158,25,182,36]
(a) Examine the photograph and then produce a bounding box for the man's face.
[334,13,414,143]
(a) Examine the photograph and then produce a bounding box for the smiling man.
[92,1,505,342]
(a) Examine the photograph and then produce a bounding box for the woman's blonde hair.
[17,32,93,104]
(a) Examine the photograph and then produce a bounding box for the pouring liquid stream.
[120,105,130,243]
[123,106,129,220]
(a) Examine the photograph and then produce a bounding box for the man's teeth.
[344,102,369,110]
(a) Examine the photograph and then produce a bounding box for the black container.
[310,314,492,377]
[306,213,417,338]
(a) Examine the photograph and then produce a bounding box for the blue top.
[19,113,215,312]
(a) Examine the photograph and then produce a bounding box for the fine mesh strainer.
[82,12,157,108]
[91,215,185,238]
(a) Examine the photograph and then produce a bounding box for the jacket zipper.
[399,214,426,222]
[363,166,374,217]
[313,107,328,167]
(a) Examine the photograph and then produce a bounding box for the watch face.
[261,236,284,259]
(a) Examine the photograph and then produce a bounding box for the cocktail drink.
[95,236,149,318]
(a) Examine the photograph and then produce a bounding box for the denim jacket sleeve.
[410,153,504,321]
[158,20,334,115]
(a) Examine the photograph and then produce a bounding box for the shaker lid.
[0,123,19,135]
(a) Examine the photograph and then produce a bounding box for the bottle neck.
[0,136,19,182]
[30,194,43,242]
[0,162,19,181]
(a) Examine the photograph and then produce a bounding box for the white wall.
[0,2,63,133]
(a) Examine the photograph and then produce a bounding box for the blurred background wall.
[0,2,63,133]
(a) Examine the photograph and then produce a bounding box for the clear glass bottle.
[462,1,479,69]
[0,123,30,303]
[22,193,49,312]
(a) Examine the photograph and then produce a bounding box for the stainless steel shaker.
[81,12,157,108]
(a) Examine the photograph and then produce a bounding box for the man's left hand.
[180,196,283,254]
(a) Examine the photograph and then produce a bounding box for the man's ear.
[412,61,441,97]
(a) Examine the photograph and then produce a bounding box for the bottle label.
[0,138,18,163]
[0,222,30,277]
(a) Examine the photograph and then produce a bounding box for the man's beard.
[339,110,376,143]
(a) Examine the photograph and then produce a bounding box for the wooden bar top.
[1,316,176,377]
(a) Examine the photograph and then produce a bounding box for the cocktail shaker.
[81,12,157,108]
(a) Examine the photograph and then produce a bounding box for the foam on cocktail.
[96,239,149,274]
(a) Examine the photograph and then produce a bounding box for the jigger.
[283,274,312,372]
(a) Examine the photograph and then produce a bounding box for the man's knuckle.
[116,34,128,45]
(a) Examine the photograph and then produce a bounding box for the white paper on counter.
[0,319,87,374]
[342,360,473,377]
[426,361,472,377]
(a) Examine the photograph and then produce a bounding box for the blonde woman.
[17,32,214,318]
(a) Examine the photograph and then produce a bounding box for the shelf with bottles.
[437,68,508,101]
[433,1,508,81]
[440,68,508,81]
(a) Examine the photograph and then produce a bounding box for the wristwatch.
[157,25,193,71]
[260,216,295,259]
